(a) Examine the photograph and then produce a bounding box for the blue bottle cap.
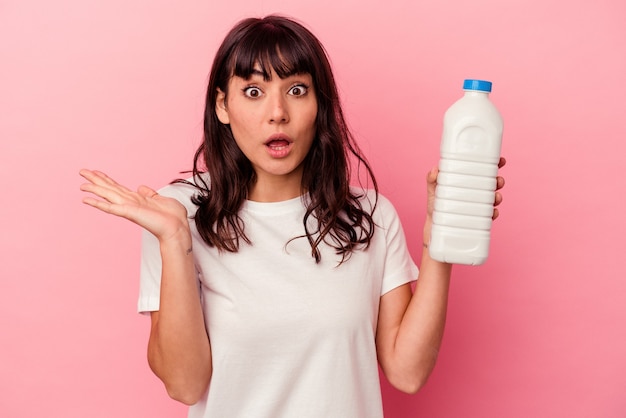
[463,79,492,92]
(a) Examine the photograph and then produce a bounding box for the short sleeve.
[137,179,201,314]
[137,227,162,314]
[376,194,419,295]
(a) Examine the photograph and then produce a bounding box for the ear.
[215,88,230,124]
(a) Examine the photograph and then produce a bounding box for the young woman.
[80,15,505,418]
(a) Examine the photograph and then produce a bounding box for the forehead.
[229,41,314,82]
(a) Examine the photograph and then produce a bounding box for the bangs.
[229,24,314,80]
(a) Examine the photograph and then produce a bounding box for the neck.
[247,174,304,202]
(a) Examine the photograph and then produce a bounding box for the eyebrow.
[246,67,304,81]
[244,68,269,81]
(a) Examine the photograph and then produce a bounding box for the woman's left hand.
[426,156,507,221]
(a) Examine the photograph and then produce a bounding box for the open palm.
[79,169,189,242]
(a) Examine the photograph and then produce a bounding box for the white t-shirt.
[138,179,418,418]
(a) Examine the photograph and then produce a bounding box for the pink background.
[1,0,625,417]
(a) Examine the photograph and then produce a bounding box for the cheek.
[228,112,256,140]
[304,103,318,131]
[308,114,318,138]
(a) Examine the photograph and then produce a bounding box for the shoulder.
[350,187,398,220]
[157,173,210,212]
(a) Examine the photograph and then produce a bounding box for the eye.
[288,84,309,97]
[243,86,263,98]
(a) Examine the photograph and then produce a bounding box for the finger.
[492,207,500,220]
[494,191,503,206]
[91,170,121,187]
[80,181,134,206]
[93,170,136,194]
[79,169,99,183]
[82,196,116,214]
[426,167,438,184]
[137,185,158,198]
[496,176,505,190]
[498,157,506,169]
[80,169,131,192]
[80,169,113,183]
[82,193,139,220]
[79,170,112,191]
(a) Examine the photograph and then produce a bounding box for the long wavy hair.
[185,15,378,264]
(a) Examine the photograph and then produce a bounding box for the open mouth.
[264,134,293,157]
[266,138,290,150]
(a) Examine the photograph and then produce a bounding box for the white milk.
[429,79,503,265]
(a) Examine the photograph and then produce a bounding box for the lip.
[264,133,293,158]
[263,133,293,145]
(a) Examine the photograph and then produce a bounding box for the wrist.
[422,215,433,248]
[158,224,192,249]
[421,217,453,269]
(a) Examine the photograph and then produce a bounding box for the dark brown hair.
[186,15,378,263]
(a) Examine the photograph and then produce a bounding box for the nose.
[268,94,289,124]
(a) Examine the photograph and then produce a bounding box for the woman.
[80,15,505,418]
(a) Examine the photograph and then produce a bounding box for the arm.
[147,229,212,405]
[375,234,451,394]
[79,169,212,404]
[376,159,505,394]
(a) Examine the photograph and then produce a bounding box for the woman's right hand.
[79,169,189,242]
[82,169,211,401]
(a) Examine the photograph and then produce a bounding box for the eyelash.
[242,83,310,99]
[288,83,309,97]
[242,86,262,98]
